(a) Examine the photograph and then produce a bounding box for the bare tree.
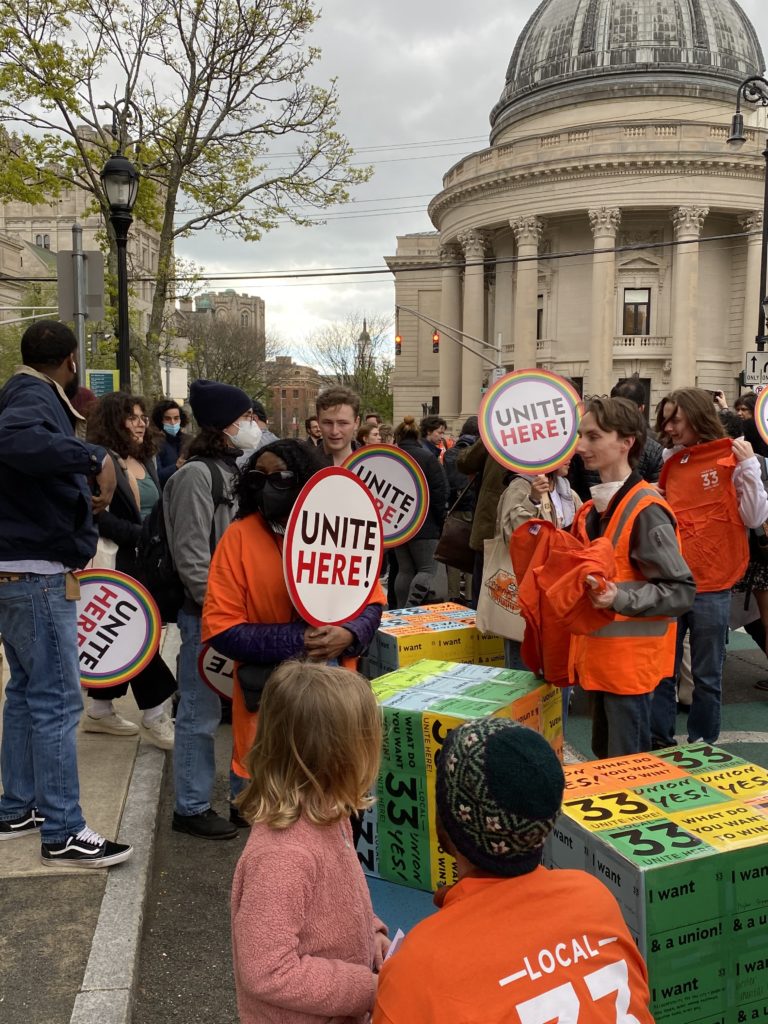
[181,313,286,398]
[302,313,394,420]
[0,0,370,396]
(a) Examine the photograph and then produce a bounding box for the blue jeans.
[591,691,654,759]
[174,607,223,816]
[651,589,730,747]
[0,574,86,843]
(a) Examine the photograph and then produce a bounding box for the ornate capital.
[588,207,621,237]
[740,210,764,235]
[510,216,543,248]
[457,228,489,261]
[438,242,463,265]
[671,206,708,238]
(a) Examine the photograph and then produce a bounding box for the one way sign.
[744,351,768,386]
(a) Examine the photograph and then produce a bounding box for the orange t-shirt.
[374,866,654,1024]
[203,513,386,777]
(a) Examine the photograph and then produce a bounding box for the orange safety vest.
[570,483,679,695]
[659,437,749,592]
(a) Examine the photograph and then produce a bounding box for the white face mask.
[228,419,262,450]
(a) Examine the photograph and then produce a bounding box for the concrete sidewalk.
[0,628,176,1024]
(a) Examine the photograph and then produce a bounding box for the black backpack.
[135,457,228,623]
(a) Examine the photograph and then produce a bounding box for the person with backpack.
[82,392,176,749]
[165,379,259,840]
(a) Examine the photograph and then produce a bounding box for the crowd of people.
[1,319,765,1021]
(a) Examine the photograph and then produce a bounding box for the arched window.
[35,234,42,247]
[43,234,50,249]
[240,312,249,328]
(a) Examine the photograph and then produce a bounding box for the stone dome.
[491,0,765,132]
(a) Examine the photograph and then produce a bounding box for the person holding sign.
[202,440,386,812]
[650,388,768,748]
[566,398,694,758]
[374,719,654,1024]
[0,321,132,867]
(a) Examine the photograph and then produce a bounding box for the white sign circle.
[342,446,429,548]
[479,369,582,474]
[283,467,384,626]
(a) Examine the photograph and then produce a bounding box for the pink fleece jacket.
[231,814,387,1024]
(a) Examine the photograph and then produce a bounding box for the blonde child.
[231,661,390,1024]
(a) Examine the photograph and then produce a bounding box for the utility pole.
[72,225,87,375]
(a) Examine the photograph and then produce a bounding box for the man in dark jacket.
[442,417,479,602]
[0,321,132,868]
[570,377,663,500]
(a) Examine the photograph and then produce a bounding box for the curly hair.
[87,392,158,460]
[235,439,324,519]
[150,399,188,431]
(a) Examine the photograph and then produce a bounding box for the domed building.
[387,0,768,424]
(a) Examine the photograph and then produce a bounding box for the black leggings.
[85,651,177,711]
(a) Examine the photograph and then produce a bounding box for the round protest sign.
[479,368,582,474]
[198,644,234,701]
[283,466,384,627]
[75,569,161,688]
[755,388,768,447]
[342,445,429,548]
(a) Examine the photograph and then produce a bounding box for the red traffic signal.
[432,330,440,354]
[395,333,402,356]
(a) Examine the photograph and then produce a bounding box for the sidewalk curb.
[69,743,167,1024]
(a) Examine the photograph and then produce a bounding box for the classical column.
[588,207,621,396]
[458,228,488,418]
[438,243,462,421]
[741,211,763,359]
[493,232,515,367]
[670,206,709,389]
[511,216,543,371]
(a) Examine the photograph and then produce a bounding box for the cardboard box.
[357,658,563,892]
[546,745,768,1022]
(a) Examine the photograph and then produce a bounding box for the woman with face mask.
[201,440,387,824]
[151,400,190,486]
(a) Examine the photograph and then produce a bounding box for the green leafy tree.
[0,283,60,382]
[0,0,370,397]
[302,313,394,421]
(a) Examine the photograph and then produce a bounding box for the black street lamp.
[100,152,139,391]
[728,76,768,352]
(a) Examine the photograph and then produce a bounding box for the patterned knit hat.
[436,718,564,877]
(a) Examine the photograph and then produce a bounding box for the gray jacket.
[164,456,238,609]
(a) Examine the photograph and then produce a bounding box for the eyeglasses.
[247,469,296,490]
[127,414,149,425]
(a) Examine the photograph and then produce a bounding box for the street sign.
[744,350,768,386]
[57,249,105,322]
[86,369,119,397]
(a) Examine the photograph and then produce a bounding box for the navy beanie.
[189,379,251,429]
[436,718,564,877]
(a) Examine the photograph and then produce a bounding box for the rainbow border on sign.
[75,568,162,688]
[479,368,582,474]
[342,445,429,548]
[755,387,768,448]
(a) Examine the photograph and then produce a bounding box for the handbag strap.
[447,479,474,517]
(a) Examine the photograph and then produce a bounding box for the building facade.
[389,0,767,427]
[265,356,324,437]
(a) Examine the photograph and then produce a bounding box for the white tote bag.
[475,532,525,640]
[86,536,119,570]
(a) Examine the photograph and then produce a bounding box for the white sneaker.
[140,714,174,750]
[82,713,140,736]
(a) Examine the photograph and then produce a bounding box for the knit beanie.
[189,379,251,429]
[436,718,564,877]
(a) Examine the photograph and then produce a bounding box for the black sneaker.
[0,807,44,840]
[172,808,239,840]
[229,805,251,829]
[40,826,133,868]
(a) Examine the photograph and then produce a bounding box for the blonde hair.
[236,661,382,829]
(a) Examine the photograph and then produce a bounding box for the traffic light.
[395,333,402,356]
[432,330,440,354]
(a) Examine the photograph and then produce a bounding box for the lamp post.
[100,152,139,391]
[728,76,768,352]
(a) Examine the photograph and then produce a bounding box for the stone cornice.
[428,155,766,224]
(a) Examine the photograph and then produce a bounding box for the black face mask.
[258,482,298,523]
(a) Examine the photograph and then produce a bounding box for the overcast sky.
[175,0,768,356]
